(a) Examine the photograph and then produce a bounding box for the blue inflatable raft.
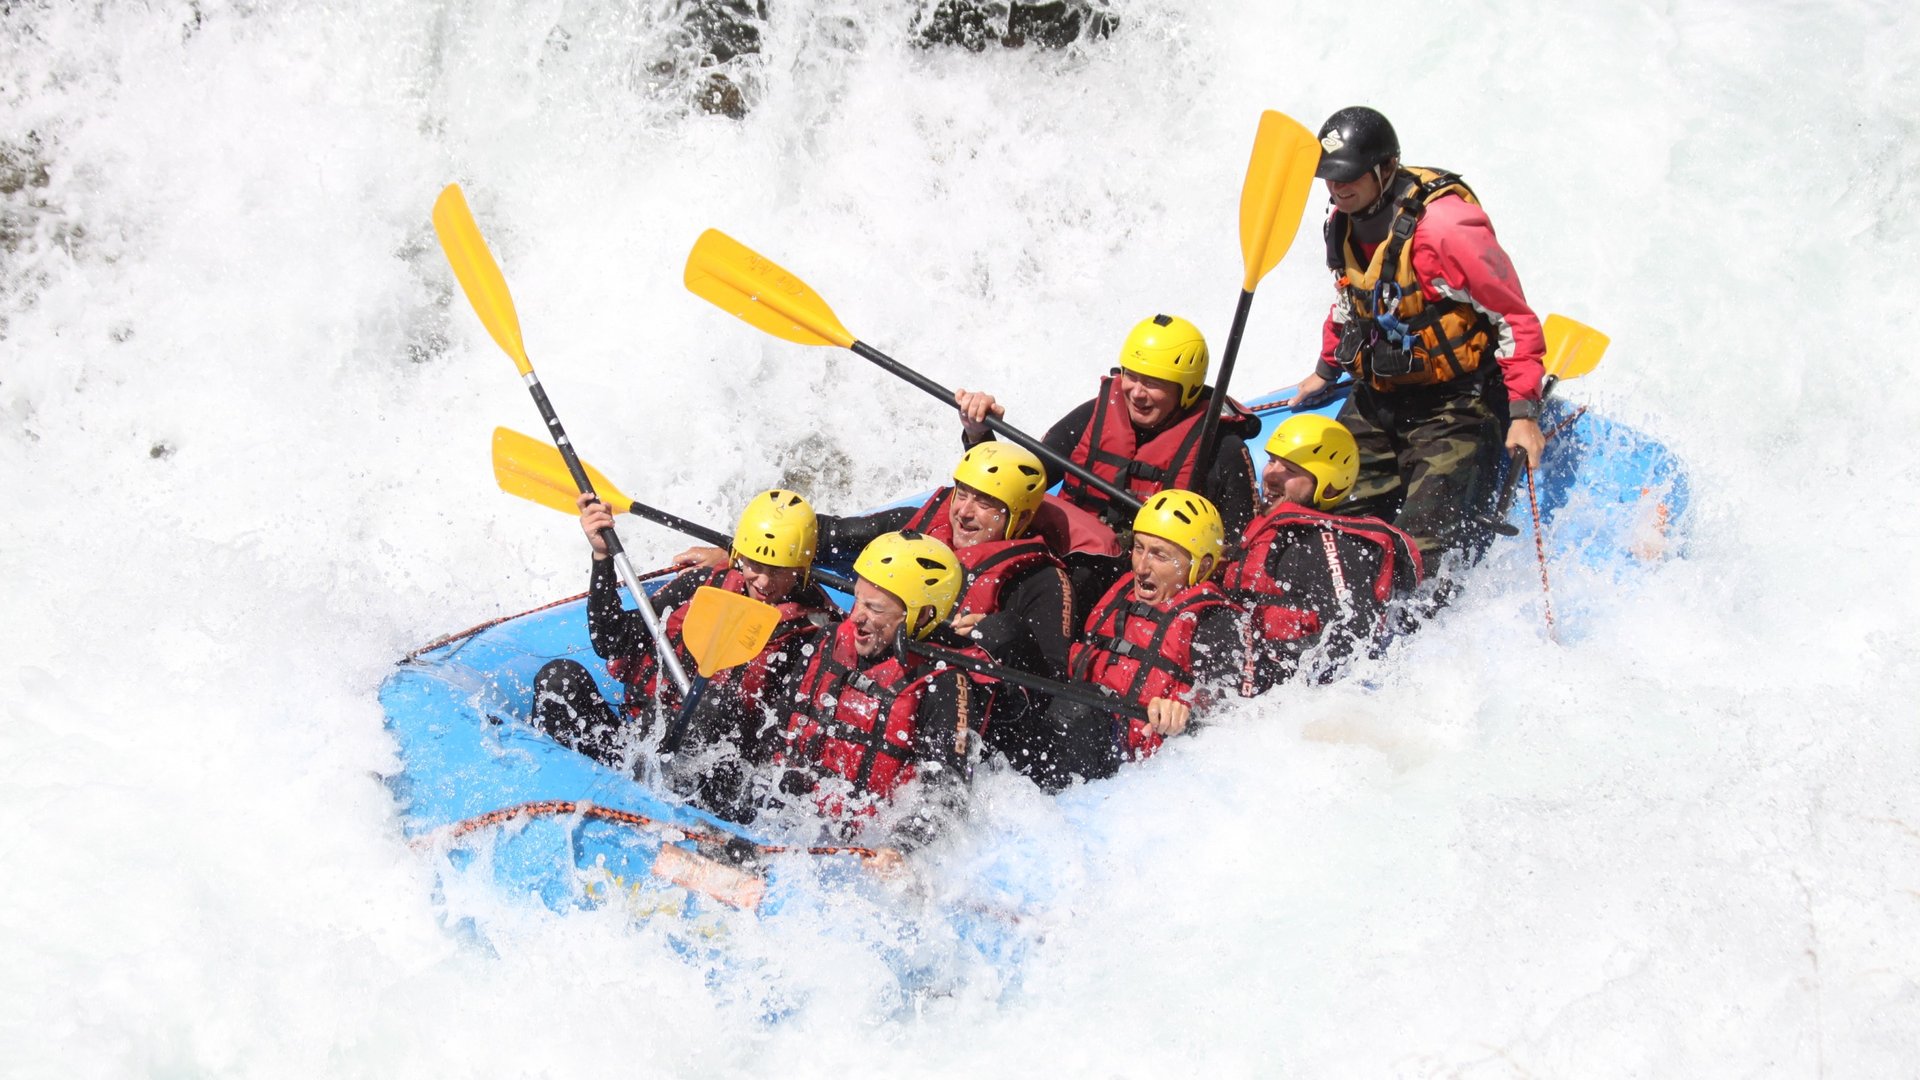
[378,383,1688,985]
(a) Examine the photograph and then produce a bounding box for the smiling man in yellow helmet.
[953,314,1266,614]
[531,488,838,820]
[770,530,993,855]
[1063,490,1248,773]
[1218,415,1425,692]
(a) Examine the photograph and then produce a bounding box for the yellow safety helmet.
[1118,314,1210,408]
[1131,489,1225,585]
[731,489,818,569]
[950,442,1048,540]
[1265,414,1360,510]
[852,530,963,639]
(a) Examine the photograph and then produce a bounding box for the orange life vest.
[1326,166,1496,392]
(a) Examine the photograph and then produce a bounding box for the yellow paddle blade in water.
[681,586,781,678]
[433,184,533,376]
[1542,314,1611,381]
[490,427,632,515]
[683,229,858,349]
[1238,110,1323,292]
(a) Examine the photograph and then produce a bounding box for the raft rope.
[414,799,880,860]
[1526,466,1556,642]
[1527,404,1585,642]
[399,566,679,662]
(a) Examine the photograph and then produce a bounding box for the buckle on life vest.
[1367,282,1420,377]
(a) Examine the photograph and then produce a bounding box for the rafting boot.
[530,659,629,765]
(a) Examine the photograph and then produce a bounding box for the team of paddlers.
[527,107,1549,861]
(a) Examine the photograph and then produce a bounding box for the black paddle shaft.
[849,341,1144,515]
[903,637,1149,722]
[1188,288,1257,494]
[525,378,628,557]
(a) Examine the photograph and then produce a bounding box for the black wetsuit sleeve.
[815,506,917,566]
[970,563,1073,680]
[1205,438,1260,538]
[1189,604,1249,690]
[891,668,981,853]
[963,400,1095,491]
[585,562,702,665]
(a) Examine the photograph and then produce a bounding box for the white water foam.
[4,0,1918,1074]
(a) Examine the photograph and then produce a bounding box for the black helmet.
[1315,107,1399,182]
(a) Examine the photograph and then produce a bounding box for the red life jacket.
[1220,502,1423,694]
[1221,502,1424,640]
[905,487,1064,619]
[608,566,835,716]
[778,620,982,804]
[1030,493,1125,557]
[1059,374,1259,525]
[1069,576,1239,761]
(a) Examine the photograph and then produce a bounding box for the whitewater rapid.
[4,0,1918,1074]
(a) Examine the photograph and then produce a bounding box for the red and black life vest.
[1059,374,1259,525]
[778,620,983,803]
[904,487,1064,619]
[1221,502,1424,641]
[1325,165,1496,392]
[1220,502,1423,694]
[1069,576,1239,761]
[608,565,834,715]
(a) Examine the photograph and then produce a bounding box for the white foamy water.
[4,0,1918,1074]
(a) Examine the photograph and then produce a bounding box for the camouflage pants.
[1338,378,1504,568]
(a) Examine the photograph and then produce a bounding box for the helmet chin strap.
[1357,162,1399,217]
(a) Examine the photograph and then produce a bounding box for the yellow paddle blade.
[433,184,533,376]
[1238,110,1323,291]
[683,229,858,349]
[1542,314,1611,381]
[490,427,633,515]
[681,586,781,678]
